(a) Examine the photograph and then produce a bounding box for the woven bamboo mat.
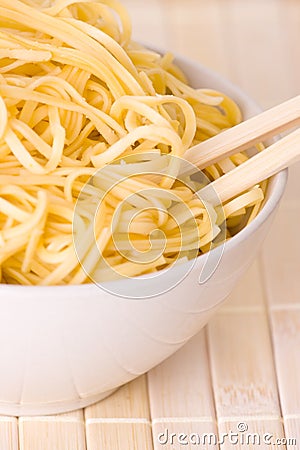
[1,0,300,448]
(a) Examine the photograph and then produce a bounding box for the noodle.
[0,0,265,285]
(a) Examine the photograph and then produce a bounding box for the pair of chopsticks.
[183,95,300,205]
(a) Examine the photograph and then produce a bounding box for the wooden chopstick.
[199,128,300,205]
[184,95,300,170]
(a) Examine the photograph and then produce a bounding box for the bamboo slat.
[85,375,150,420]
[85,423,153,450]
[269,311,300,447]
[0,418,18,450]
[278,0,300,204]
[148,331,215,418]
[148,330,218,450]
[208,311,282,418]
[162,0,231,76]
[261,206,300,308]
[208,310,285,448]
[85,376,153,450]
[207,254,286,447]
[284,420,300,450]
[122,0,167,48]
[18,411,86,450]
[218,0,293,109]
[219,261,265,312]
[278,0,300,100]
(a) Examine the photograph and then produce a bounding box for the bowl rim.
[0,51,288,293]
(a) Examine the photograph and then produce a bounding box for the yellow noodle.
[0,0,266,285]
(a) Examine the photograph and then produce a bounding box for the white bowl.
[0,53,287,416]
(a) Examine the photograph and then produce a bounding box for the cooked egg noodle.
[0,0,265,285]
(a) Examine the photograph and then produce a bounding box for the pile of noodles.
[0,0,266,285]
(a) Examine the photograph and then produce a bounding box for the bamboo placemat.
[1,1,299,448]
